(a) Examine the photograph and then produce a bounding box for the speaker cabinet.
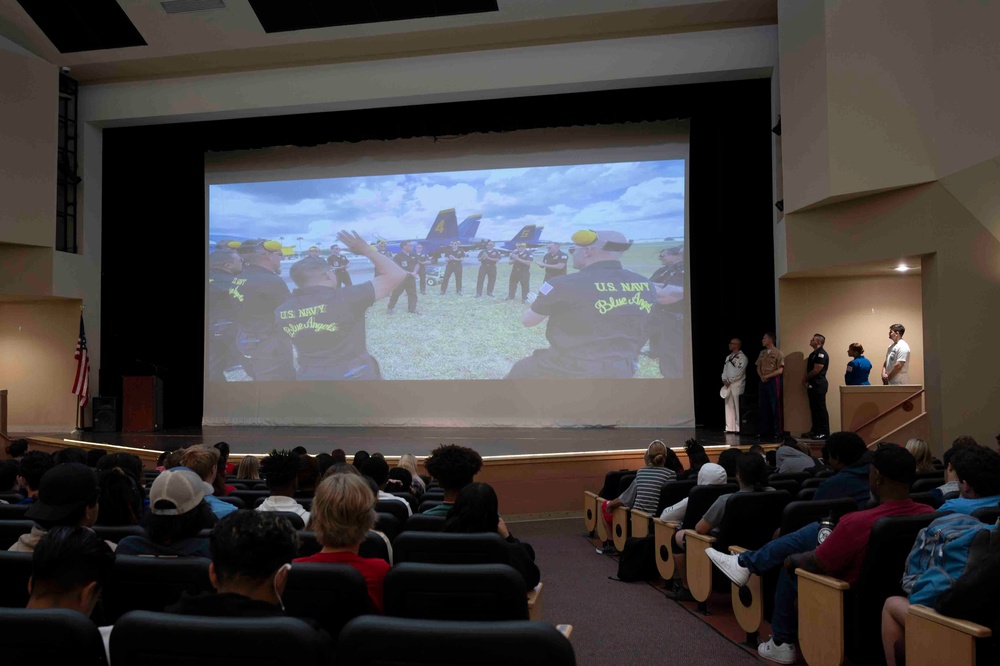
[91,397,117,433]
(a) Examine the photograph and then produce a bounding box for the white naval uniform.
[722,350,748,432]
[884,339,911,384]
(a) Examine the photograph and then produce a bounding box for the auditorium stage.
[24,426,755,458]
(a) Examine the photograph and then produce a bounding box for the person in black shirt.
[208,249,243,381]
[506,244,533,302]
[536,242,568,282]
[274,230,406,380]
[476,241,501,297]
[386,240,421,315]
[373,240,393,276]
[647,245,685,378]
[414,243,430,294]
[233,239,295,381]
[326,245,352,287]
[506,230,682,379]
[440,240,466,295]
[802,333,831,439]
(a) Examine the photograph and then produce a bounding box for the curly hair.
[261,449,302,491]
[424,444,483,491]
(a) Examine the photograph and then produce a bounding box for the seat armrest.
[795,568,850,590]
[556,624,573,639]
[729,545,748,555]
[527,583,543,621]
[683,529,717,545]
[908,605,992,638]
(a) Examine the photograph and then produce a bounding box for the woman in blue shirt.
[845,342,872,385]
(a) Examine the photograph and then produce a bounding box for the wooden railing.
[852,388,925,447]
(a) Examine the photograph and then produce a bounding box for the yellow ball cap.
[517,243,527,247]
[226,240,242,249]
[262,240,282,252]
[571,229,598,247]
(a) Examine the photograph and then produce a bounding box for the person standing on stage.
[882,323,911,385]
[275,230,406,380]
[536,242,568,282]
[756,332,785,441]
[326,244,352,287]
[440,240,466,295]
[386,240,421,315]
[414,243,430,295]
[721,338,748,433]
[845,342,872,385]
[476,240,500,298]
[647,245,685,378]
[506,243,533,302]
[234,239,295,381]
[208,249,243,382]
[801,333,830,440]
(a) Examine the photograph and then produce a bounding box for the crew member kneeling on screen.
[505,230,682,379]
[275,230,406,380]
[234,239,295,381]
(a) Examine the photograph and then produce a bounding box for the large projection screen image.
[204,124,693,428]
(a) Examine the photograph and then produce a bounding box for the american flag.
[72,314,90,408]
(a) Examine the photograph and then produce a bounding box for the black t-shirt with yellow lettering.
[208,270,241,325]
[530,260,655,362]
[233,264,292,334]
[274,283,376,370]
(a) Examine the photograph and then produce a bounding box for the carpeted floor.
[512,518,763,665]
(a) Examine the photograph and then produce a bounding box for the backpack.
[615,535,658,582]
[901,512,995,606]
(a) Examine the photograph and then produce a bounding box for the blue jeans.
[737,522,819,574]
[771,567,799,643]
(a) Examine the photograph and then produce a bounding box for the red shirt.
[293,551,390,612]
[815,499,933,585]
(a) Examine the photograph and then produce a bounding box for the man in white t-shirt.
[721,338,748,433]
[882,323,911,385]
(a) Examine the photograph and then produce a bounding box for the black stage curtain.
[102,79,774,429]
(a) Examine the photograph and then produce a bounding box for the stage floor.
[24,426,760,457]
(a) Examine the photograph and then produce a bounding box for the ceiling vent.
[161,0,226,14]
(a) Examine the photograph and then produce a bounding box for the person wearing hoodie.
[813,431,872,508]
[659,463,728,522]
[775,438,817,474]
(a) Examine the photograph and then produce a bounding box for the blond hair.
[236,456,260,480]
[397,454,419,475]
[905,438,934,472]
[311,473,375,549]
[181,445,220,481]
[645,440,667,467]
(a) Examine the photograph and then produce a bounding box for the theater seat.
[0,520,34,550]
[111,610,332,666]
[377,499,411,524]
[337,616,576,666]
[402,514,446,533]
[0,551,32,608]
[656,484,737,587]
[272,511,306,530]
[583,491,598,534]
[383,562,528,621]
[417,500,444,514]
[91,525,145,543]
[391,492,419,513]
[393,532,510,566]
[0,504,30,520]
[0,492,25,503]
[0,608,108,665]
[216,495,246,510]
[905,604,992,666]
[375,512,402,543]
[284,562,372,638]
[101,555,213,623]
[780,498,859,536]
[911,478,945,494]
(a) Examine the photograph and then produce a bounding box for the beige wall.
[0,300,81,430]
[778,275,923,437]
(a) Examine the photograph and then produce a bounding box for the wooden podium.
[122,376,163,432]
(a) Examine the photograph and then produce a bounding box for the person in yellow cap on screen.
[207,249,243,381]
[233,239,295,381]
[505,230,682,379]
[506,243,534,302]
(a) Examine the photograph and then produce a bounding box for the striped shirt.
[619,467,677,513]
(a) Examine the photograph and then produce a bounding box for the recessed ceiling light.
[894,265,911,272]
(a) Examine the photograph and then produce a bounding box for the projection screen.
[204,121,692,428]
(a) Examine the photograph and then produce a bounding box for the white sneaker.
[706,549,751,587]
[758,637,797,664]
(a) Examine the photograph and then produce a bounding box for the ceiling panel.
[247,0,498,34]
[15,0,146,53]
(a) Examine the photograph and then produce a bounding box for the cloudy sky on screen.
[209,159,685,246]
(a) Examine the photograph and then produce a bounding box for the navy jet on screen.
[494,224,555,254]
[381,209,488,260]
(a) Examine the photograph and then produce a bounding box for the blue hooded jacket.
[813,462,871,508]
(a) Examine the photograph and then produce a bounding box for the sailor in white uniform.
[721,338,748,433]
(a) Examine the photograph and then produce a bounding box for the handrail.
[852,388,925,442]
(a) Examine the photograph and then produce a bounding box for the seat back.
[112,611,330,666]
[393,532,510,565]
[0,492,25,503]
[284,563,372,638]
[273,511,306,530]
[914,470,945,480]
[768,472,811,484]
[231,490,271,506]
[216,495,246,509]
[715,491,792,552]
[780,498,859,535]
[0,520,34,550]
[910,478,944,493]
[337,616,575,666]
[972,505,1000,524]
[800,477,825,490]
[417,500,444,514]
[656,480,697,514]
[383,563,528,621]
[910,492,943,509]
[376,499,410,524]
[768,479,801,496]
[0,551,33,608]
[391,492,419,513]
[358,531,392,563]
[402,514,446,533]
[598,469,633,499]
[101,555,213,623]
[680,484,739,530]
[0,608,108,665]
[0,504,30,520]
[617,472,638,495]
[795,488,817,501]
[375,512,402,543]
[92,525,145,543]
[847,511,944,662]
[423,489,445,502]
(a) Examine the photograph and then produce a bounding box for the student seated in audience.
[86,449,106,468]
[315,453,334,479]
[257,449,310,525]
[294,473,389,611]
[600,440,677,553]
[396,453,426,497]
[362,455,412,516]
[659,462,727,522]
[180,445,238,520]
[422,444,484,516]
[236,455,261,480]
[213,442,236,497]
[0,459,19,494]
[775,437,817,474]
[11,463,105,553]
[297,454,320,495]
[330,448,347,464]
[931,436,980,499]
[96,466,143,526]
[715,447,743,477]
[116,468,217,557]
[15,451,54,504]
[812,431,872,508]
[904,437,936,472]
[678,439,710,480]
[353,450,371,472]
[5,438,29,460]
[163,447,186,470]
[697,453,772,535]
[443,482,541,590]
[706,446,932,664]
[53,448,87,466]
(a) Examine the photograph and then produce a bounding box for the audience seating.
[112,610,332,665]
[610,481,699,552]
[0,519,34,550]
[231,489,271,506]
[795,487,817,501]
[229,482,249,490]
[657,479,697,515]
[616,472,637,496]
[417,500,445,514]
[216,495,246,510]
[0,551,32,608]
[0,608,108,665]
[0,504,30,519]
[92,525,145,542]
[768,472,812,484]
[911,492,944,509]
[583,491,598,534]
[800,477,825,490]
[383,562,529,621]
[911,478,945,493]
[972,505,1000,524]
[423,489,445,502]
[359,531,392,563]
[273,511,306,530]
[375,512,402,543]
[768,479,802,496]
[337,616,576,666]
[598,469,633,500]
[652,483,738,583]
[403,514,446,533]
[914,470,945,480]
[797,512,943,666]
[0,492,25,503]
[101,555,213,623]
[377,499,411,524]
[905,604,993,666]
[780,498,859,536]
[394,532,510,566]
[284,562,372,638]
[297,531,321,557]
[390,492,419,513]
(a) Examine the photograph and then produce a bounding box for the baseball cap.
[26,463,99,523]
[571,229,633,252]
[871,446,918,485]
[237,239,282,255]
[148,468,214,516]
